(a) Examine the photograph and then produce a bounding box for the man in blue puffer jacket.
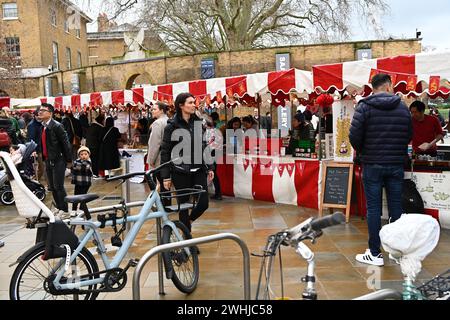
[349,73,412,267]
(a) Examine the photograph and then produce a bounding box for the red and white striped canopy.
[2,69,313,110]
[312,51,450,98]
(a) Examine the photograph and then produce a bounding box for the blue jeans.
[362,164,404,256]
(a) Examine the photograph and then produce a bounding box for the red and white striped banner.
[7,69,313,110]
[312,51,450,97]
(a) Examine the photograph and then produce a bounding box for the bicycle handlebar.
[106,158,179,182]
[286,212,345,239]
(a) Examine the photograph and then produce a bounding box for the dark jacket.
[98,126,121,170]
[0,118,18,146]
[160,113,210,179]
[27,119,43,153]
[62,115,83,143]
[349,92,412,165]
[43,119,72,163]
[85,121,104,154]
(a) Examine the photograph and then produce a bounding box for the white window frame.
[66,47,71,69]
[52,42,59,70]
[76,28,81,39]
[2,3,18,20]
[77,51,82,68]
[50,8,56,27]
[64,19,70,33]
[5,37,20,57]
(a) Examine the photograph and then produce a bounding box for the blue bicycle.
[4,155,204,300]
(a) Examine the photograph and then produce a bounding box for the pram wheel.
[0,190,14,205]
[34,188,46,201]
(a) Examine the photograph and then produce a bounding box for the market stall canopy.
[312,51,450,98]
[4,69,313,111]
[0,97,31,109]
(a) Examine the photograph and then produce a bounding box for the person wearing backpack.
[0,108,16,151]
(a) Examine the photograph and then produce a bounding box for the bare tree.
[103,0,389,53]
[0,24,22,97]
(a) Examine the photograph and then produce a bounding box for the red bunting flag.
[216,91,223,103]
[153,91,158,101]
[277,163,285,176]
[286,164,294,177]
[406,75,418,91]
[243,158,250,171]
[429,76,440,94]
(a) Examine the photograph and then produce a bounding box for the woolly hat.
[77,146,90,156]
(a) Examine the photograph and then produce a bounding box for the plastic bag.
[380,214,440,281]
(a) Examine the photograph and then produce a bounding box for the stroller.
[0,141,46,205]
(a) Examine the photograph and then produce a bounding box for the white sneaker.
[355,249,384,266]
[389,253,400,265]
[56,210,71,220]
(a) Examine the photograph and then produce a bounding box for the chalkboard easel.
[319,162,353,223]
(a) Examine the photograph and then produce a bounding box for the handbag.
[69,118,81,147]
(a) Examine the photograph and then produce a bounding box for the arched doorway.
[125,72,152,89]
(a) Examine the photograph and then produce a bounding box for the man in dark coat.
[38,103,73,216]
[349,74,412,267]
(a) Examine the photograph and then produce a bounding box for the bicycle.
[0,151,204,300]
[254,212,449,300]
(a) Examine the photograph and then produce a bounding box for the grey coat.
[147,114,168,167]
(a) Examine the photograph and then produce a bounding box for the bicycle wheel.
[162,220,199,294]
[0,190,14,205]
[34,188,46,201]
[10,242,100,300]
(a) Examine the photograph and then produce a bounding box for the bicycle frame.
[51,188,187,291]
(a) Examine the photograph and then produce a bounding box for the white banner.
[413,172,450,212]
[332,100,355,163]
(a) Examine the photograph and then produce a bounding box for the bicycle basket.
[159,186,206,212]
[417,269,450,300]
[43,220,79,260]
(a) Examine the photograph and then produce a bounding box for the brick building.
[0,0,91,96]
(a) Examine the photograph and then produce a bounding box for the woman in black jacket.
[160,92,213,232]
[85,114,105,177]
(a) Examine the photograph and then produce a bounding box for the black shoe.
[211,194,223,200]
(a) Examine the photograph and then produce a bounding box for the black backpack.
[402,179,425,214]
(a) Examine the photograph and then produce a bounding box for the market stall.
[311,50,450,228]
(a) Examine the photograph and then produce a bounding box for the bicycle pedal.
[129,259,139,267]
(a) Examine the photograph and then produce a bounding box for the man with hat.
[37,103,72,217]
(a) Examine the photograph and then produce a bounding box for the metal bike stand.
[121,158,132,234]
[353,289,402,300]
[156,217,165,295]
[132,233,251,300]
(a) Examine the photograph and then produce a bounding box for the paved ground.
[0,177,449,300]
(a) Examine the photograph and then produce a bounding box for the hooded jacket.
[349,92,412,165]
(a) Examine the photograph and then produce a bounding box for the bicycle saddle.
[65,193,99,204]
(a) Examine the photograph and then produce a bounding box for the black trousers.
[212,164,221,196]
[172,169,209,232]
[90,151,100,176]
[72,185,91,212]
[45,158,68,212]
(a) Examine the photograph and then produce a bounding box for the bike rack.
[132,232,251,300]
[353,289,402,300]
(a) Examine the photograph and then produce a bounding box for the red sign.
[429,76,440,94]
[406,75,418,91]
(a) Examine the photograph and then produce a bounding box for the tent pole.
[128,105,132,142]
[224,95,228,125]
[257,93,261,130]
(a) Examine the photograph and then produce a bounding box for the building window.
[52,42,59,70]
[2,3,18,19]
[50,8,56,26]
[66,47,71,69]
[77,51,82,68]
[5,37,20,57]
[76,28,81,39]
[64,19,69,33]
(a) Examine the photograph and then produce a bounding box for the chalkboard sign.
[320,162,353,223]
[323,167,350,205]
